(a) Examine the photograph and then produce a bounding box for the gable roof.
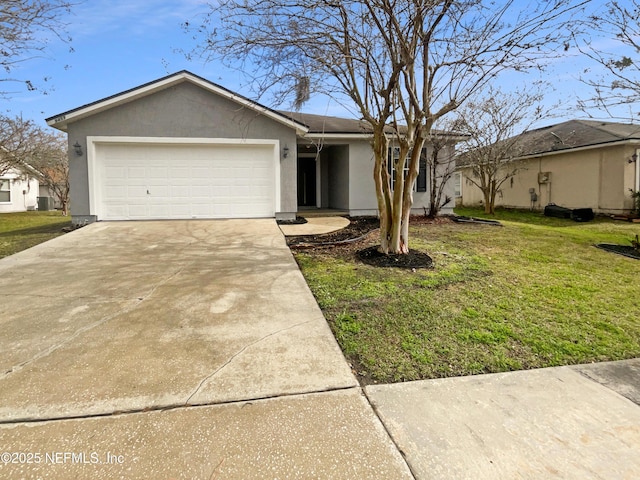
[46,70,309,134]
[508,119,640,158]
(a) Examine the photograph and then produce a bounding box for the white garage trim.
[87,136,281,220]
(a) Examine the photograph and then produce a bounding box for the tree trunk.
[427,148,439,217]
[388,158,406,253]
[372,131,392,253]
[483,189,492,214]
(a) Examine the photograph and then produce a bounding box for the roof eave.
[302,132,374,140]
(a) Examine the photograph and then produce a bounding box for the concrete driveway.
[0,220,412,479]
[5,219,637,479]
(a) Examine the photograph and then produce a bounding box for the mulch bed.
[287,215,453,268]
[277,216,308,225]
[596,244,640,260]
[357,245,433,268]
[286,217,379,247]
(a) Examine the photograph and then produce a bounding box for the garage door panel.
[127,204,149,218]
[126,186,148,198]
[191,186,211,197]
[148,167,169,178]
[169,205,191,217]
[104,185,126,198]
[105,166,126,179]
[95,143,276,220]
[191,205,212,217]
[127,167,147,179]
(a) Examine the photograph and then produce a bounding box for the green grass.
[295,207,640,383]
[0,211,71,259]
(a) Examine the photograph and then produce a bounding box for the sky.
[2,0,634,131]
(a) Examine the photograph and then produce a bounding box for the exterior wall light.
[629,153,638,164]
[283,145,290,158]
[73,142,83,156]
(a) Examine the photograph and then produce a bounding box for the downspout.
[547,176,552,206]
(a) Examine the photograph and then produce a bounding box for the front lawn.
[0,211,71,259]
[294,208,640,384]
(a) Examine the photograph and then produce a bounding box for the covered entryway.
[90,139,279,220]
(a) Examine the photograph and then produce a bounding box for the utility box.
[538,172,551,184]
[37,196,55,211]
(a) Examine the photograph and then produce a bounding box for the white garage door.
[94,142,277,220]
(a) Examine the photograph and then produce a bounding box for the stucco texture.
[64,81,298,220]
[460,144,639,214]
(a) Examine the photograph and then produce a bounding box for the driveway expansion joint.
[361,386,419,480]
[0,385,361,427]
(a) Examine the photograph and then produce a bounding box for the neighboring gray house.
[46,71,458,224]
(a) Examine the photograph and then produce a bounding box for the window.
[388,147,427,192]
[0,179,10,203]
[454,172,462,197]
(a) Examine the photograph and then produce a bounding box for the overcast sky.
[3,0,633,130]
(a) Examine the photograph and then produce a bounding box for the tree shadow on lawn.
[0,221,71,238]
[596,244,640,260]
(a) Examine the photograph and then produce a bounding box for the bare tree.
[187,0,586,253]
[455,88,546,214]
[0,115,69,214]
[0,114,37,175]
[0,0,73,95]
[29,129,69,215]
[577,0,640,120]
[424,124,460,218]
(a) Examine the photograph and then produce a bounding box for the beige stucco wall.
[459,144,640,214]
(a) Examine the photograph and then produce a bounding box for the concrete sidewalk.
[367,359,640,479]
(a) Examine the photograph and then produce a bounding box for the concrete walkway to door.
[0,220,411,479]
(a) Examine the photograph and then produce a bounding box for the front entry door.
[297,157,316,207]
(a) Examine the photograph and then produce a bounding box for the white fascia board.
[303,133,374,140]
[47,72,308,134]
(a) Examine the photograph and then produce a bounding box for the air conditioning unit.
[538,172,551,184]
